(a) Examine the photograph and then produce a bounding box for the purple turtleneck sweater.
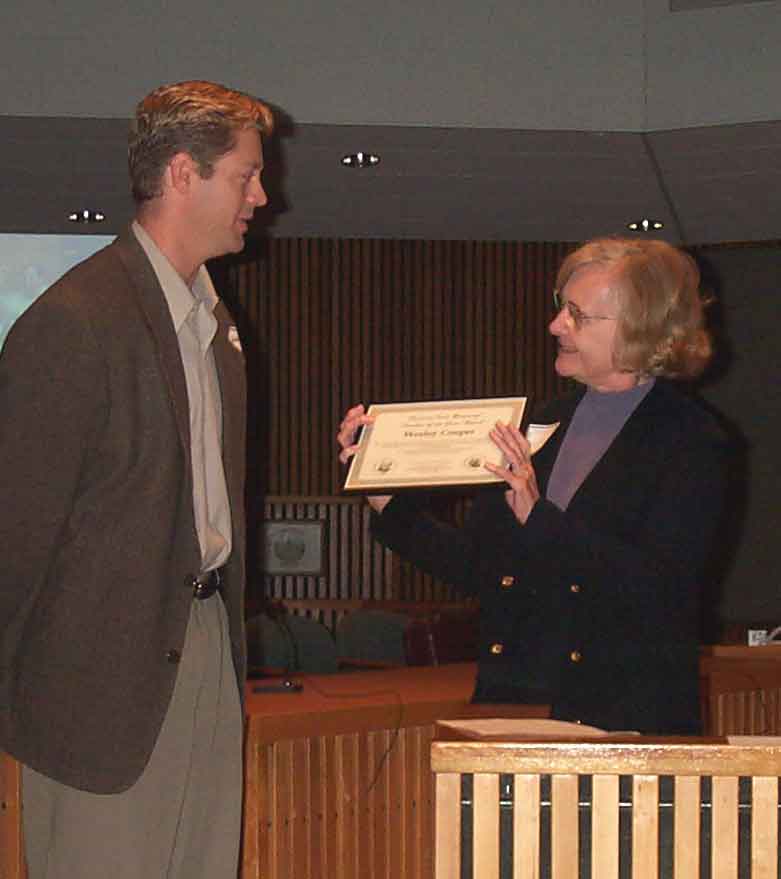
[546,379,655,511]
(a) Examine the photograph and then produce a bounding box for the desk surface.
[245,662,548,742]
[702,644,781,660]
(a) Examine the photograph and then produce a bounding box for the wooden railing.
[432,734,781,879]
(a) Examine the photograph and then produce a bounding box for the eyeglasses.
[553,290,617,330]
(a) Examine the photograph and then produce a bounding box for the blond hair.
[555,237,712,379]
[128,80,273,203]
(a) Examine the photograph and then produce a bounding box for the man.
[0,81,272,878]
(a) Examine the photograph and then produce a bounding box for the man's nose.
[248,176,268,208]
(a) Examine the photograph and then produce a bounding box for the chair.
[404,608,479,665]
[246,612,339,674]
[334,609,411,667]
[432,732,781,878]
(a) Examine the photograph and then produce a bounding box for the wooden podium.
[700,643,781,735]
[432,731,781,879]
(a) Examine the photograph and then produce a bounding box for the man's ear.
[167,152,199,195]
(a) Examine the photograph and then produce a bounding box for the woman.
[338,238,727,734]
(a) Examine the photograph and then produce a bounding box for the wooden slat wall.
[222,238,571,604]
[258,496,471,612]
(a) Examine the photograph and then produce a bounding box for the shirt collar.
[132,221,219,333]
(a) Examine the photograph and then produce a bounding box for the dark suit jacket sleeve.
[373,382,728,619]
[0,292,107,634]
[371,492,487,595]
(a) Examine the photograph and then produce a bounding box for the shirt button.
[500,576,514,588]
[570,583,581,594]
[166,649,181,664]
[569,650,582,663]
[490,643,504,655]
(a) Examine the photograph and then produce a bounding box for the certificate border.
[343,397,526,493]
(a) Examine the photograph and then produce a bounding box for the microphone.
[252,605,304,693]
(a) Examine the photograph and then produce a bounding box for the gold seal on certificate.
[343,397,530,492]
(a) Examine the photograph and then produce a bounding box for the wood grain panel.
[432,738,781,879]
[701,646,781,735]
[591,774,619,879]
[513,774,540,879]
[631,775,659,879]
[711,776,739,879]
[673,775,701,879]
[551,773,579,878]
[434,773,461,879]
[751,776,779,879]
[0,753,24,879]
[246,724,436,879]
[472,773,500,878]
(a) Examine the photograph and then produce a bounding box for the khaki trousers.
[22,594,243,879]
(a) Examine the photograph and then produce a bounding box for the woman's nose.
[549,307,567,335]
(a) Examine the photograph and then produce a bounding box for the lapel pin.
[228,326,243,353]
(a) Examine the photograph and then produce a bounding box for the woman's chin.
[554,353,577,377]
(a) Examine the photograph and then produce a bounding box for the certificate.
[343,397,528,492]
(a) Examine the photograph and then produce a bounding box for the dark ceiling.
[2,115,780,245]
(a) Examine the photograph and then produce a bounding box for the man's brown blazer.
[0,228,247,793]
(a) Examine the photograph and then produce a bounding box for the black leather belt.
[192,567,223,600]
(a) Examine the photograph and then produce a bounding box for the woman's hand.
[484,421,540,525]
[337,404,392,513]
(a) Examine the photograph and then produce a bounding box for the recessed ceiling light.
[627,218,664,232]
[341,151,380,168]
[68,209,106,224]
